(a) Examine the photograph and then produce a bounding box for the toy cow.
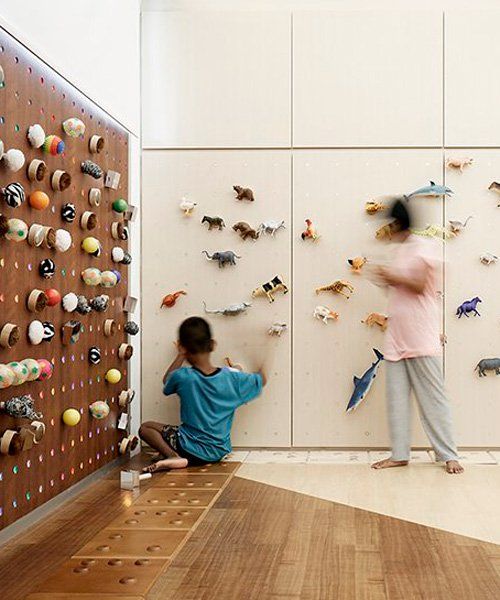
[252,275,289,303]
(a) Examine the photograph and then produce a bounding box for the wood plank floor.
[148,476,500,600]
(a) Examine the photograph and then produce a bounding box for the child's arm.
[162,351,185,385]
[256,365,267,387]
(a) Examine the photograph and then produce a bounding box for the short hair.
[390,199,411,231]
[179,317,213,354]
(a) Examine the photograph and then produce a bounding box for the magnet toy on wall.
[89,400,109,419]
[0,323,20,349]
[81,267,102,286]
[201,216,225,231]
[100,270,119,287]
[224,357,244,371]
[105,170,121,189]
[257,220,286,237]
[301,219,320,241]
[315,280,354,299]
[0,364,15,389]
[313,305,339,324]
[27,158,47,182]
[61,321,82,346]
[81,160,103,179]
[456,296,481,318]
[111,221,128,240]
[112,198,128,213]
[268,322,288,336]
[39,258,56,279]
[62,408,81,426]
[2,182,26,208]
[446,156,473,172]
[202,250,241,268]
[179,197,197,216]
[42,135,65,155]
[406,181,453,198]
[26,289,48,313]
[62,117,85,138]
[61,202,76,222]
[488,182,500,205]
[105,368,122,384]
[80,211,98,230]
[232,221,259,241]
[348,257,367,273]
[27,124,45,148]
[449,216,473,234]
[362,312,388,331]
[88,188,101,207]
[480,252,498,265]
[88,346,101,365]
[375,221,398,240]
[124,321,139,335]
[365,201,387,215]
[233,185,254,202]
[346,349,384,413]
[62,292,78,313]
[28,320,44,345]
[37,358,54,380]
[5,218,28,241]
[22,358,41,382]
[118,343,133,360]
[2,148,25,172]
[51,169,71,192]
[29,190,50,210]
[160,290,187,308]
[252,275,289,303]
[0,394,42,420]
[475,358,500,377]
[203,301,251,316]
[89,135,105,154]
[90,294,109,312]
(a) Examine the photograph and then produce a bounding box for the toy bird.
[179,197,197,216]
[301,219,320,241]
[160,290,187,308]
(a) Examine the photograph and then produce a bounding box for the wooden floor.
[0,455,499,599]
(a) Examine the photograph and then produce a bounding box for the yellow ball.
[81,236,100,254]
[105,368,122,384]
[62,408,81,426]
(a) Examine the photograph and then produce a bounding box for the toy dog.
[315,280,354,299]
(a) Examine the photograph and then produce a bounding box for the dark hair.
[179,317,213,354]
[390,199,411,231]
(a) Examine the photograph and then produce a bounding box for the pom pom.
[62,118,85,138]
[28,320,45,345]
[112,247,125,262]
[5,218,28,241]
[27,124,46,148]
[55,229,72,253]
[2,149,25,172]
[100,270,118,288]
[62,292,78,312]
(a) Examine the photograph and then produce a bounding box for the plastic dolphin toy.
[406,181,453,198]
[346,349,384,413]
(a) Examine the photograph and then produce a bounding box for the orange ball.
[29,190,50,210]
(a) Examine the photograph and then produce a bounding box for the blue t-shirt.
[163,366,263,462]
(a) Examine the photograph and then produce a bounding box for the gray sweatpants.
[386,356,459,462]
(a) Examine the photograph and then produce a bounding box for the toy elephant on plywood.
[202,250,241,268]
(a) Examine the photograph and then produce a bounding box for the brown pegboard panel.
[0,27,131,530]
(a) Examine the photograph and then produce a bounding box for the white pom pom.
[28,320,45,345]
[55,229,72,253]
[0,139,4,156]
[2,148,25,172]
[27,124,46,148]
[112,246,125,262]
[62,292,78,312]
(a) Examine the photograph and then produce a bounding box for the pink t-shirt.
[384,235,442,361]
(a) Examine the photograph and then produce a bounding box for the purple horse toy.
[456,296,482,318]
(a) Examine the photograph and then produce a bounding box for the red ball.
[45,288,61,307]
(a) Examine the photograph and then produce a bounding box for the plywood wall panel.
[293,150,443,447]
[293,10,443,147]
[142,150,291,446]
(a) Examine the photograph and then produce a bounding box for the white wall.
[0,0,140,136]
[142,4,500,448]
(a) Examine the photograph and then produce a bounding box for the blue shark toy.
[406,181,453,198]
[346,349,384,413]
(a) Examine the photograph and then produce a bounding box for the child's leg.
[138,422,188,472]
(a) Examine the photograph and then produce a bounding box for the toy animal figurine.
[313,306,339,324]
[233,185,255,202]
[224,357,244,371]
[179,197,197,216]
[365,201,387,215]
[268,322,288,336]
[315,280,354,299]
[480,252,498,265]
[252,275,289,303]
[456,296,482,318]
[411,224,455,240]
[406,181,453,198]
[257,220,286,237]
[362,312,388,331]
[232,221,259,241]
[201,216,225,231]
[475,358,500,377]
[449,216,473,234]
[301,219,320,241]
[375,221,399,240]
[446,156,473,172]
[202,250,241,268]
[348,257,367,273]
[203,301,251,316]
[160,290,187,308]
[488,182,500,206]
[346,349,384,413]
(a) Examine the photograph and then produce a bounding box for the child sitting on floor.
[140,316,266,472]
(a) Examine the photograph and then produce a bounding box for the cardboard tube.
[104,319,116,336]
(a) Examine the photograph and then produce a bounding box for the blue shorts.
[161,425,208,466]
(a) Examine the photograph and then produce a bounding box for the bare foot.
[445,460,464,474]
[371,458,409,470]
[142,457,188,473]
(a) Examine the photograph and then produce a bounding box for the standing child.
[140,316,266,472]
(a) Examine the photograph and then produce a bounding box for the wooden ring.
[51,170,71,192]
[89,135,105,154]
[28,224,45,247]
[31,420,46,443]
[27,159,47,182]
[80,211,97,231]
[0,323,20,348]
[111,221,128,240]
[0,430,22,455]
[104,319,116,336]
[88,188,101,207]
[27,289,48,313]
[118,343,133,360]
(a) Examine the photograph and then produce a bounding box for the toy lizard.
[160,290,186,308]
[315,280,354,299]
[203,301,251,316]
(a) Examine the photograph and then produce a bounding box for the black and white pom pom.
[76,295,92,315]
[61,203,76,223]
[2,182,26,208]
[121,251,132,265]
[42,321,55,342]
[88,346,101,365]
[90,294,109,312]
[124,321,139,336]
[39,258,56,279]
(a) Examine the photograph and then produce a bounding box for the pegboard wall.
[0,27,133,530]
